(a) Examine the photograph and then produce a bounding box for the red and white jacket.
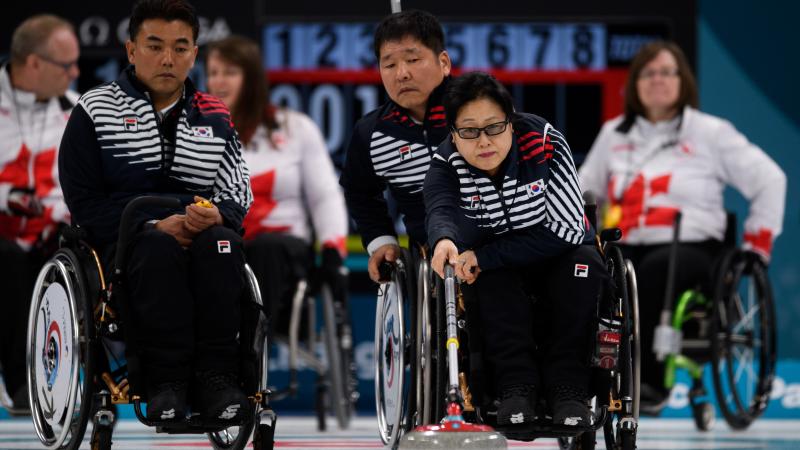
[241,108,348,256]
[579,107,786,260]
[0,64,76,250]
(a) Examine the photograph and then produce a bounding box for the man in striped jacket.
[340,9,451,281]
[425,72,605,427]
[58,0,252,424]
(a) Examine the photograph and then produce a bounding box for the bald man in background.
[0,14,79,415]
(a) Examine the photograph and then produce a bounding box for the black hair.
[443,71,515,129]
[373,9,445,60]
[129,0,199,43]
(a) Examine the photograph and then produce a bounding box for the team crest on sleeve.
[526,179,546,197]
[123,117,138,131]
[398,145,412,160]
[192,126,214,138]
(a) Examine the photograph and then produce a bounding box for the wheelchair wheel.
[414,256,436,426]
[710,250,776,430]
[321,283,355,429]
[603,246,639,450]
[208,423,254,450]
[558,432,596,449]
[375,257,411,447]
[27,248,95,450]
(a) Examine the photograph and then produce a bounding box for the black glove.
[320,246,348,301]
[7,187,44,217]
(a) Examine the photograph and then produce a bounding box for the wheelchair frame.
[269,270,359,431]
[26,196,278,450]
[653,212,776,431]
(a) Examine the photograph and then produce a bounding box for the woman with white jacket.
[579,41,786,414]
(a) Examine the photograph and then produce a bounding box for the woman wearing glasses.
[578,41,785,414]
[424,71,605,427]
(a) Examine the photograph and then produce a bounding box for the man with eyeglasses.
[0,14,79,416]
[340,9,452,282]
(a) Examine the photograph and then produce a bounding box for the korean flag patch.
[526,179,546,197]
[123,117,138,132]
[217,240,231,254]
[192,126,214,138]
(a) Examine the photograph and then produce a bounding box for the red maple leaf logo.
[243,170,290,239]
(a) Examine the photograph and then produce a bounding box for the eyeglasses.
[36,53,78,72]
[453,119,509,139]
[639,67,679,80]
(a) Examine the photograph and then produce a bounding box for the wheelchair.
[266,248,359,431]
[25,196,277,450]
[651,212,776,431]
[375,220,641,449]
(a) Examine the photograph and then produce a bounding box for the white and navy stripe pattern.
[369,131,431,193]
[436,122,585,245]
[78,82,252,210]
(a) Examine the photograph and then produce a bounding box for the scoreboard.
[263,21,669,166]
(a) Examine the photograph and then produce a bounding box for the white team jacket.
[579,107,786,259]
[241,108,348,255]
[0,64,77,250]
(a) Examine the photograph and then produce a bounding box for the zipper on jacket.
[145,91,168,174]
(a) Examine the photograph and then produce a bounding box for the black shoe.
[146,381,188,422]
[194,371,249,422]
[550,385,591,426]
[497,384,537,425]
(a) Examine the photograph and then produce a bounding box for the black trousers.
[619,240,721,396]
[243,233,311,336]
[474,244,606,393]
[0,238,39,396]
[126,226,245,388]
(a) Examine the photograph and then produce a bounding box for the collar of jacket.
[117,64,197,105]
[382,76,450,129]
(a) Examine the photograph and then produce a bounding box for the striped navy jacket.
[58,66,252,247]
[340,79,450,252]
[424,113,591,271]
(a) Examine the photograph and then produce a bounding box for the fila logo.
[192,126,214,138]
[574,264,589,278]
[218,240,231,253]
[123,117,138,131]
[398,145,412,160]
[469,195,481,209]
[526,179,546,197]
[510,412,525,424]
[219,404,240,420]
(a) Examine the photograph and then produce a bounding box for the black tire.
[691,401,715,431]
[710,250,776,430]
[90,424,113,450]
[558,432,597,450]
[208,420,255,450]
[252,423,275,450]
[619,428,636,450]
[28,248,95,450]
